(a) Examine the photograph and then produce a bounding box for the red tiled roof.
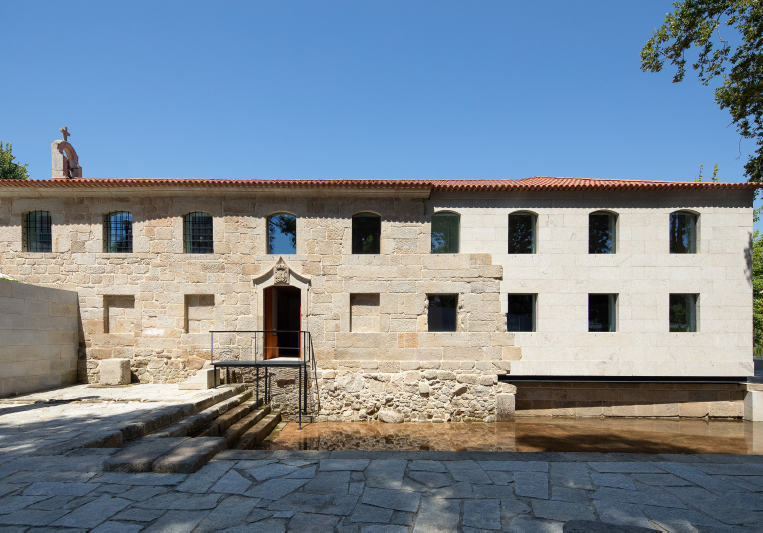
[0,177,759,190]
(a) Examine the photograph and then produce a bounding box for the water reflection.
[262,418,763,455]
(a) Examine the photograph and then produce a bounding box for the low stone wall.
[512,382,745,418]
[230,363,515,422]
[0,280,79,397]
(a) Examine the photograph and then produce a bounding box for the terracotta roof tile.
[0,177,759,190]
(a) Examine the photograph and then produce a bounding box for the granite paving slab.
[515,471,549,499]
[463,499,501,530]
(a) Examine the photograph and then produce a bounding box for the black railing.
[208,330,316,429]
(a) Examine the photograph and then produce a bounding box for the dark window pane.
[184,212,214,254]
[428,294,457,332]
[670,212,697,254]
[352,213,381,254]
[589,213,616,254]
[670,294,697,332]
[509,213,535,254]
[431,213,459,253]
[26,211,52,252]
[106,212,133,253]
[268,213,297,254]
[507,294,535,332]
[589,294,616,332]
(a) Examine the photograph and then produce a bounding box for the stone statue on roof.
[51,126,83,180]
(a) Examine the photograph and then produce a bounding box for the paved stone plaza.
[0,387,763,531]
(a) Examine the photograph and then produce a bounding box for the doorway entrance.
[264,286,301,359]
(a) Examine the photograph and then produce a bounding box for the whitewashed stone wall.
[433,188,754,377]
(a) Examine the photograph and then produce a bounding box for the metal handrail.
[209,330,313,365]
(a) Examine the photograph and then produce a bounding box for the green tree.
[641,1,763,184]
[753,230,763,351]
[0,141,29,180]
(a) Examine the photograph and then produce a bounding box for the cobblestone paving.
[1,447,763,531]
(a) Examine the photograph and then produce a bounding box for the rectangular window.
[509,213,536,254]
[589,212,616,254]
[669,294,697,332]
[589,294,616,332]
[670,212,697,254]
[24,211,52,253]
[428,294,457,332]
[352,214,381,254]
[507,294,536,332]
[431,213,459,253]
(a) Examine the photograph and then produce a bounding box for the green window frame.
[670,211,697,254]
[184,212,214,254]
[589,211,617,254]
[431,212,459,253]
[24,210,52,253]
[509,212,536,254]
[352,213,381,254]
[507,294,536,332]
[670,294,697,332]
[104,211,133,253]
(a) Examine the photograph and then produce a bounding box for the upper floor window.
[509,212,536,254]
[670,211,697,254]
[267,213,297,254]
[184,212,213,254]
[507,294,536,332]
[104,211,133,253]
[352,213,381,254]
[589,211,616,254]
[431,212,459,253]
[24,211,52,253]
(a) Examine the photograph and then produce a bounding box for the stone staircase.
[103,386,281,474]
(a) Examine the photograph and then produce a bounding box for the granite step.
[153,387,253,438]
[222,405,272,448]
[152,437,227,474]
[192,398,261,438]
[103,437,190,473]
[233,411,282,450]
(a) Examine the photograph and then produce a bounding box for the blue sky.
[2,1,759,225]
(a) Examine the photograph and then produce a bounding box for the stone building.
[0,136,759,420]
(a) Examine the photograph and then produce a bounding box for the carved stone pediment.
[251,257,310,287]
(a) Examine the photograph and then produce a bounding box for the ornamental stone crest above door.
[274,257,289,285]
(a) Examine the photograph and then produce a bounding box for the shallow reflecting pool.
[262,418,763,455]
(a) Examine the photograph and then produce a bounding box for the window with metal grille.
[431,212,459,253]
[104,211,133,253]
[184,212,214,254]
[24,211,52,252]
[352,213,381,254]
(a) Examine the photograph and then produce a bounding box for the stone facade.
[0,279,78,397]
[0,178,756,419]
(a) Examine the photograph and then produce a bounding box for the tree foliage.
[753,230,763,349]
[0,141,29,180]
[641,1,763,184]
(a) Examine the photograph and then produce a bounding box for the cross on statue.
[59,127,70,142]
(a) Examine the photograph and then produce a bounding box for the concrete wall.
[0,280,79,397]
[433,188,754,377]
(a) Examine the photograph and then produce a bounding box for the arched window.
[589,211,617,254]
[509,212,536,254]
[670,211,697,254]
[24,211,52,253]
[352,213,381,254]
[184,212,213,254]
[268,213,297,254]
[431,212,459,253]
[104,211,133,253]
